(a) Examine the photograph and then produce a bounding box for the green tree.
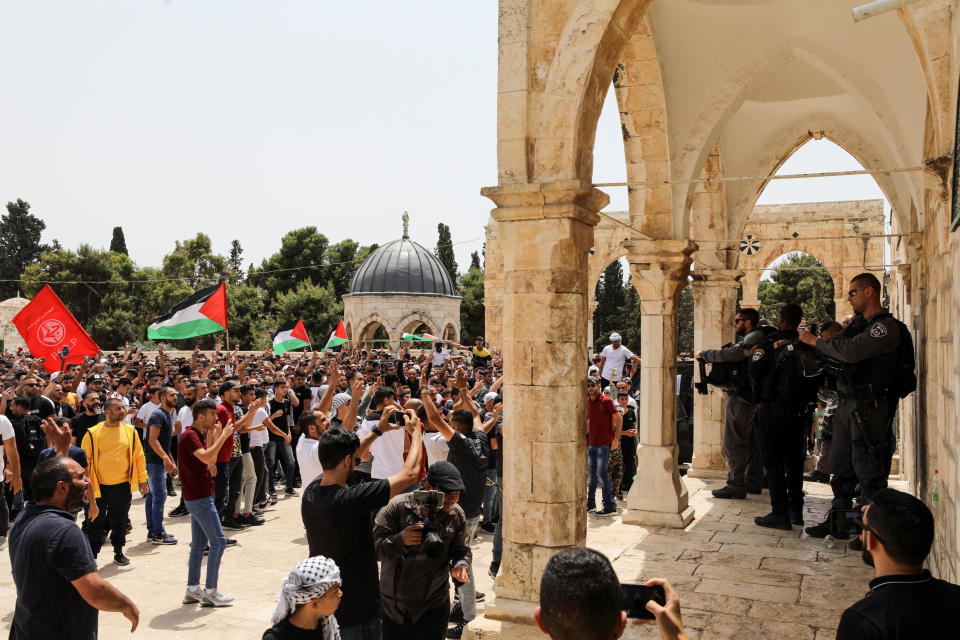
[469,251,481,271]
[110,226,128,255]
[435,223,458,285]
[593,260,627,350]
[0,199,52,298]
[227,240,244,285]
[271,280,343,347]
[676,284,694,355]
[459,266,485,340]
[758,253,835,325]
[149,233,228,315]
[326,240,376,300]
[20,245,143,346]
[253,227,328,295]
[227,283,271,349]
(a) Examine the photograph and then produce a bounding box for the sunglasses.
[854,516,884,544]
[848,288,862,297]
[24,383,39,387]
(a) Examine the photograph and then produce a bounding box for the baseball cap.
[87,374,104,383]
[425,461,465,492]
[220,380,242,393]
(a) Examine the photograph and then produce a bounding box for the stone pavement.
[0,476,890,639]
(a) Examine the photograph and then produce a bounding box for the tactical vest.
[841,314,900,391]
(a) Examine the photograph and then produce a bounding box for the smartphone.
[831,509,863,536]
[621,583,665,620]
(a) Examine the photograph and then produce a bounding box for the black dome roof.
[350,236,457,297]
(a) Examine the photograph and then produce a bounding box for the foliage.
[110,227,128,255]
[270,280,343,346]
[758,253,835,326]
[226,283,271,349]
[469,251,481,271]
[459,266,485,340]
[253,227,328,294]
[676,284,694,355]
[435,223,458,286]
[0,199,53,299]
[227,240,244,285]
[326,239,374,300]
[592,260,627,351]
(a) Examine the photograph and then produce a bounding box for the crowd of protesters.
[5,290,960,640]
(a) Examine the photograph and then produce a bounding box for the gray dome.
[350,237,457,297]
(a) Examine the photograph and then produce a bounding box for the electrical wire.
[5,237,484,286]
[592,165,925,188]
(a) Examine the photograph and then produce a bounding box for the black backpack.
[771,342,820,410]
[885,315,917,399]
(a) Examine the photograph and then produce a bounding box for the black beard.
[65,484,86,514]
[861,548,875,568]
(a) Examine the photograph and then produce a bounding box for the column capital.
[691,269,743,289]
[482,181,608,226]
[625,239,696,313]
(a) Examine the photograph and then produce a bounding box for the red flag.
[12,285,100,373]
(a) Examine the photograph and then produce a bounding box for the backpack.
[887,316,917,399]
[771,342,820,410]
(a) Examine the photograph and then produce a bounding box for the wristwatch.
[372,426,383,437]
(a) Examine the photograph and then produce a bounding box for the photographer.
[837,488,960,638]
[696,308,764,499]
[534,547,690,640]
[373,461,471,640]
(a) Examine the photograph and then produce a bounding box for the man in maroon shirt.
[586,377,621,517]
[177,398,236,608]
[213,381,258,523]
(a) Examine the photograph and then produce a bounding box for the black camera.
[411,489,445,558]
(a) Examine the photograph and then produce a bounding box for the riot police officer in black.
[799,273,904,542]
[749,304,818,530]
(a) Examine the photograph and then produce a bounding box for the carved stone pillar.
[588,299,600,352]
[480,181,607,607]
[688,270,741,479]
[623,239,696,528]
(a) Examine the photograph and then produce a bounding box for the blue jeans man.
[185,496,228,590]
[144,462,168,538]
[587,445,615,512]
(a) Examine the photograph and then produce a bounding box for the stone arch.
[443,322,457,342]
[397,311,439,337]
[675,40,922,237]
[506,0,654,184]
[356,314,393,349]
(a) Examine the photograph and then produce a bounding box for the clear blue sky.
[0,1,883,275]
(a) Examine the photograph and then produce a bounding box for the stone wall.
[343,293,461,349]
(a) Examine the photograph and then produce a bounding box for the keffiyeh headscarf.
[271,555,342,640]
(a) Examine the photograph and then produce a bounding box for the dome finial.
[402,211,410,239]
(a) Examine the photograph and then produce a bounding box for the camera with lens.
[411,489,445,557]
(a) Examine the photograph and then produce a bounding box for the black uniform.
[815,311,901,509]
[749,330,819,520]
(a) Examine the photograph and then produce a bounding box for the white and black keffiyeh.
[271,555,342,640]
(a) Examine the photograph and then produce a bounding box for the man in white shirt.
[135,386,161,439]
[0,413,22,549]
[598,333,640,387]
[430,343,451,368]
[358,387,405,480]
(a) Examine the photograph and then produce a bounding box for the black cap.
[425,461,465,492]
[87,374,104,383]
[220,380,242,393]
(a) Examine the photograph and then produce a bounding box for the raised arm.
[316,361,340,416]
[387,412,423,498]
[192,423,235,465]
[71,572,139,631]
[454,368,482,432]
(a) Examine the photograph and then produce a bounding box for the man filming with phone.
[373,461,471,640]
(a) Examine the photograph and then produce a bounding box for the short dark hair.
[539,548,623,640]
[12,396,30,410]
[867,488,934,566]
[240,384,256,394]
[779,303,803,329]
[293,370,306,378]
[371,386,396,409]
[32,457,74,502]
[194,398,219,417]
[81,390,99,401]
[851,272,882,295]
[103,397,124,412]
[450,410,473,431]
[298,410,318,432]
[739,308,760,327]
[317,428,360,470]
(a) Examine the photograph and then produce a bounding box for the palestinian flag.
[147,283,227,340]
[273,319,310,354]
[323,320,349,351]
[401,332,444,342]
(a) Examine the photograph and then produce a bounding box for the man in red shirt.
[177,398,236,608]
[586,377,621,517]
[213,381,258,524]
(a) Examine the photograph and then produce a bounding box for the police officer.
[749,304,818,530]
[696,308,765,499]
[799,273,903,547]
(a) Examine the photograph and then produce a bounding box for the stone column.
[587,299,599,353]
[623,239,696,528]
[484,218,505,348]
[687,270,741,479]
[480,181,607,607]
[834,298,850,323]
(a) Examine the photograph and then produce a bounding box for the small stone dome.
[350,230,457,298]
[0,295,29,309]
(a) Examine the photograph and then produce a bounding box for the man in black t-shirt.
[9,457,138,638]
[71,392,103,447]
[837,488,960,639]
[301,415,422,639]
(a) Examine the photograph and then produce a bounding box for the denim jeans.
[185,496,227,589]
[339,616,382,640]
[458,515,482,622]
[144,462,168,536]
[482,468,501,523]
[214,461,231,517]
[587,445,615,511]
[263,440,295,495]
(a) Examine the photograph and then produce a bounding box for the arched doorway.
[757,252,836,326]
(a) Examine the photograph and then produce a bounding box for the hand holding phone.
[621,583,666,620]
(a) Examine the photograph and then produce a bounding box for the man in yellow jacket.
[81,397,148,566]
